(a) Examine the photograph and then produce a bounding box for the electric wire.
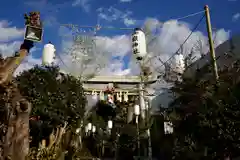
[60,10,206,76]
[157,14,206,71]
[61,10,206,31]
[145,10,205,47]
[158,10,215,72]
[171,10,205,21]
[55,52,71,72]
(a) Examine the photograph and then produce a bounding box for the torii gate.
[83,75,157,97]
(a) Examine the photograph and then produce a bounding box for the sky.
[0,0,239,77]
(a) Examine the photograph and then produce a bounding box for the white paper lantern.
[145,101,149,109]
[108,120,113,129]
[117,92,123,102]
[85,126,89,133]
[42,43,56,65]
[172,53,185,75]
[91,91,98,102]
[132,28,147,61]
[92,125,96,133]
[87,123,92,131]
[134,104,140,116]
[100,91,104,100]
[108,94,114,104]
[76,128,81,134]
[123,92,128,102]
[164,122,173,134]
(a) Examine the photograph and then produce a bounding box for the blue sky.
[0,0,239,76]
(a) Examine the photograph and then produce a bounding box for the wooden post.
[204,5,219,81]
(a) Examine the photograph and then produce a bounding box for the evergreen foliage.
[16,65,86,127]
[167,61,240,159]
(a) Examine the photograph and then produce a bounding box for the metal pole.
[101,140,105,158]
[204,5,219,81]
[139,69,146,120]
[145,100,152,159]
[136,115,141,158]
[147,128,152,160]
[139,61,153,159]
[115,133,120,160]
[140,63,153,159]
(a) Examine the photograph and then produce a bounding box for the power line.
[60,10,206,76]
[55,52,71,72]
[146,10,205,46]
[172,10,205,21]
[62,10,206,32]
[157,14,205,70]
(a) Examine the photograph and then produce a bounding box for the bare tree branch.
[60,29,107,81]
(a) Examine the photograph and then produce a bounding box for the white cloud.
[0,21,24,42]
[95,35,131,57]
[97,6,137,26]
[0,41,23,57]
[14,54,42,76]
[57,18,230,81]
[0,20,41,75]
[232,13,240,21]
[124,18,137,26]
[136,19,230,76]
[72,0,91,12]
[0,20,24,57]
[56,30,131,78]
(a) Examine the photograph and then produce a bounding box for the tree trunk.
[3,87,31,160]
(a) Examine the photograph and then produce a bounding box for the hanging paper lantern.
[108,120,113,129]
[85,126,89,133]
[124,92,129,102]
[92,125,96,133]
[107,94,114,104]
[116,92,120,101]
[164,122,173,134]
[132,28,147,61]
[105,83,115,93]
[117,92,122,102]
[42,43,56,65]
[100,91,104,100]
[134,104,140,116]
[87,123,92,131]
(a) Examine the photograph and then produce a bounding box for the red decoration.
[30,12,41,27]
[105,86,115,93]
[30,116,40,121]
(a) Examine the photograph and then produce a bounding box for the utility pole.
[204,5,219,81]
[139,64,146,120]
[132,28,152,159]
[114,133,120,160]
[146,101,152,160]
[140,64,152,160]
